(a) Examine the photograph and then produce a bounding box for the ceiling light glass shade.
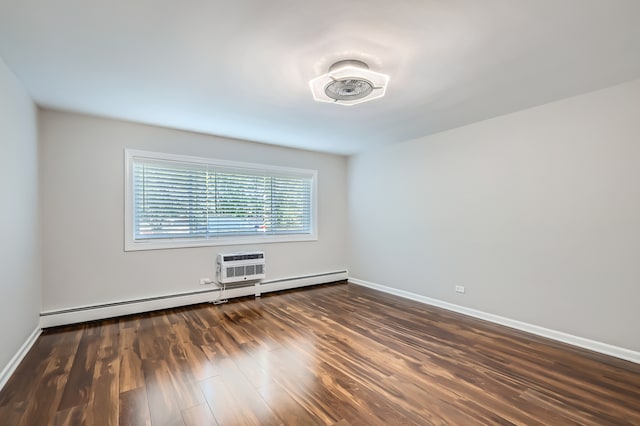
[309,61,389,106]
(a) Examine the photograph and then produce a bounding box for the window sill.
[124,233,318,251]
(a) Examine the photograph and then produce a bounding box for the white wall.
[349,78,640,352]
[40,110,348,311]
[0,59,41,371]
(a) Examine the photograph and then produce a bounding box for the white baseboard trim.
[348,277,640,364]
[40,271,348,328]
[0,326,42,392]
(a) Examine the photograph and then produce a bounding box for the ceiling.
[1,1,640,155]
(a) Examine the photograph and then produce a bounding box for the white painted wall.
[0,58,41,371]
[40,111,348,311]
[349,78,640,352]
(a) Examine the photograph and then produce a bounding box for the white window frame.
[124,149,318,251]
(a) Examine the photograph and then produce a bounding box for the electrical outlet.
[455,285,465,294]
[199,278,212,285]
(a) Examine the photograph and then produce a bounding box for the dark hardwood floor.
[1,281,639,425]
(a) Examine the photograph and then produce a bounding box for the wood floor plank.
[142,359,185,426]
[54,404,87,426]
[119,387,152,426]
[1,281,639,425]
[200,375,270,426]
[200,358,283,426]
[85,356,121,426]
[18,326,84,425]
[181,403,217,426]
[119,327,145,393]
[57,328,100,410]
[257,382,322,425]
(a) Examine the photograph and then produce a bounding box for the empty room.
[1,0,639,425]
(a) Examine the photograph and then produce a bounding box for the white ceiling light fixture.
[309,60,389,106]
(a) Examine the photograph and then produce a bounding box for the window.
[124,149,317,250]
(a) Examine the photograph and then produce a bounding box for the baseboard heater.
[217,251,265,285]
[39,270,348,328]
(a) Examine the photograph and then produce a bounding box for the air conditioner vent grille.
[222,253,264,262]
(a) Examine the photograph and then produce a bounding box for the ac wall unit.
[217,251,266,284]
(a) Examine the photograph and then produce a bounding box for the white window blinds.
[125,150,316,249]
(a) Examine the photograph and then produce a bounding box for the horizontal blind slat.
[133,158,313,240]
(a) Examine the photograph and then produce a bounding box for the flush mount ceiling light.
[309,60,389,106]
